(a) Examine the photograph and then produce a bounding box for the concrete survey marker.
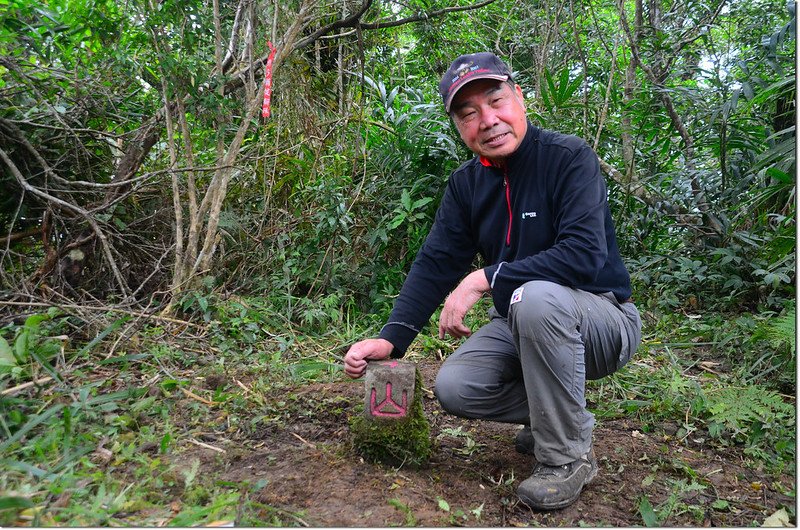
[351,359,431,466]
[364,359,416,420]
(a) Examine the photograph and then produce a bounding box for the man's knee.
[434,365,465,416]
[508,281,575,330]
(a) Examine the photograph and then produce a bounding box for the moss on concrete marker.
[349,360,431,467]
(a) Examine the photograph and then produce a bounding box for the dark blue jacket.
[379,122,632,356]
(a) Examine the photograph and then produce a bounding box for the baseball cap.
[439,52,513,112]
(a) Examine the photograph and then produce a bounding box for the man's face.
[450,79,528,162]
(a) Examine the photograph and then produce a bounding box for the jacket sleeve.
[379,177,477,357]
[483,143,609,314]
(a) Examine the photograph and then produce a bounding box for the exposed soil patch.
[179,360,794,527]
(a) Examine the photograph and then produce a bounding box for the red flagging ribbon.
[261,41,277,118]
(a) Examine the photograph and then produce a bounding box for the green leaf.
[14,329,29,363]
[711,499,729,511]
[0,336,16,370]
[437,498,450,512]
[639,496,659,527]
[0,496,34,511]
[565,73,582,102]
[130,395,158,414]
[544,70,557,104]
[388,214,405,229]
[741,81,754,99]
[81,387,144,407]
[400,188,412,211]
[160,432,172,453]
[0,403,64,454]
[28,345,63,383]
[765,167,792,183]
[23,313,49,330]
[0,458,56,480]
[411,197,433,210]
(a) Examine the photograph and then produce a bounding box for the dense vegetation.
[0,0,795,525]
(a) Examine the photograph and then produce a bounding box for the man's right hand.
[439,269,490,339]
[343,338,393,379]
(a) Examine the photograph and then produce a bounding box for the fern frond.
[766,306,796,353]
[705,385,794,432]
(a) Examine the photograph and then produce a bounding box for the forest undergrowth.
[0,0,796,525]
[0,290,795,526]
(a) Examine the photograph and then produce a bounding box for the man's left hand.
[439,269,490,339]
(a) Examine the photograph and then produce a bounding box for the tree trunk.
[618,0,724,236]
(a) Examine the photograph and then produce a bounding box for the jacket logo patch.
[521,211,537,219]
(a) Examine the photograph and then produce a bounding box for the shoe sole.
[517,462,598,510]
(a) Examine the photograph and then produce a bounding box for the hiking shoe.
[514,426,535,455]
[517,449,597,510]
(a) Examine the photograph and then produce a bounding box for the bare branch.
[0,147,131,297]
[0,117,160,190]
[108,117,163,186]
[2,118,121,139]
[160,78,185,290]
[0,226,42,246]
[0,300,203,328]
[221,0,248,73]
[359,0,498,30]
[291,0,373,50]
[223,0,498,95]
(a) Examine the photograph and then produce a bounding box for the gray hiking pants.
[434,280,642,466]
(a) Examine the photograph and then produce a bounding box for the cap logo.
[449,63,492,93]
[452,61,476,82]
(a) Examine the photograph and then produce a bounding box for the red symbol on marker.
[369,382,407,417]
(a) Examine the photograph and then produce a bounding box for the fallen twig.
[233,378,251,394]
[1,376,54,396]
[180,386,219,406]
[289,432,316,450]
[0,301,203,328]
[186,438,226,453]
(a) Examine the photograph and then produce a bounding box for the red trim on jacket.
[479,156,512,246]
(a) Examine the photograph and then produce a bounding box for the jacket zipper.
[480,156,513,247]
[503,169,512,246]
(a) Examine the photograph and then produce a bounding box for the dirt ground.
[184,360,794,527]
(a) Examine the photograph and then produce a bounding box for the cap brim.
[445,73,509,112]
